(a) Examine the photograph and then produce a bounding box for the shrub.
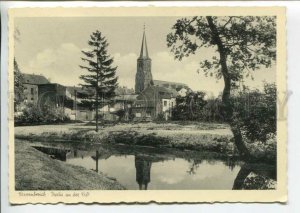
[15,102,70,125]
[232,83,276,143]
[155,112,166,122]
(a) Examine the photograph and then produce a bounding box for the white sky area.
[15,17,276,97]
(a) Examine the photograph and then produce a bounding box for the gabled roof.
[139,85,178,99]
[153,80,188,89]
[22,73,50,85]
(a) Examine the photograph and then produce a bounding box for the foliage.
[232,83,276,143]
[14,58,25,108]
[155,112,166,122]
[172,91,207,121]
[79,30,118,131]
[114,109,126,121]
[115,86,135,95]
[201,98,224,122]
[15,103,70,125]
[167,16,276,158]
[167,16,276,83]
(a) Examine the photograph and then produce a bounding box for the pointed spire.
[139,25,149,59]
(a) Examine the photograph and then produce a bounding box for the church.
[131,29,191,121]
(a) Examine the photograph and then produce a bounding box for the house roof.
[22,73,50,85]
[153,80,188,89]
[66,86,94,97]
[113,94,138,101]
[138,85,178,100]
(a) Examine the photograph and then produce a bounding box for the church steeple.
[135,25,153,93]
[139,26,149,59]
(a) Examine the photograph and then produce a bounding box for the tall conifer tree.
[14,58,24,109]
[80,30,118,132]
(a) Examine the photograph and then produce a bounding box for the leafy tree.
[172,91,207,121]
[167,16,276,159]
[80,30,118,132]
[233,83,276,143]
[201,97,223,122]
[14,58,24,109]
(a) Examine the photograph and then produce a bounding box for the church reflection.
[135,155,152,190]
[91,150,100,173]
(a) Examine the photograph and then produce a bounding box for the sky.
[15,17,276,97]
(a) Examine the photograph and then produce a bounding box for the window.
[136,113,141,118]
[164,100,168,106]
[31,98,34,101]
[146,111,151,117]
[31,88,34,95]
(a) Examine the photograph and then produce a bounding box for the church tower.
[135,27,153,93]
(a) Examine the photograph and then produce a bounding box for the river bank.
[15,122,235,153]
[15,122,276,163]
[15,141,125,190]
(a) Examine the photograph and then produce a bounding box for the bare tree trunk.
[206,16,250,159]
[95,90,99,132]
[95,47,99,132]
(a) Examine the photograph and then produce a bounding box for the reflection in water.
[74,149,78,158]
[224,157,238,171]
[135,155,152,190]
[187,159,202,175]
[32,146,69,161]
[91,151,100,173]
[27,141,276,190]
[232,163,276,190]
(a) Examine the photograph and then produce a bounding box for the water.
[27,141,276,190]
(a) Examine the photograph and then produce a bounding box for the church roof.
[139,29,149,59]
[153,80,189,90]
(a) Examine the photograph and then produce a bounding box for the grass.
[15,122,235,154]
[15,140,125,190]
[14,122,276,163]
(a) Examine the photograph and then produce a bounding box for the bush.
[155,112,166,122]
[232,83,276,143]
[15,102,70,125]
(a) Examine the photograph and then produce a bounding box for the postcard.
[9,6,286,203]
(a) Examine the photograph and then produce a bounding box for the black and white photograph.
[8,7,287,203]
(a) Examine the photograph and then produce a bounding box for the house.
[22,73,50,104]
[132,86,176,121]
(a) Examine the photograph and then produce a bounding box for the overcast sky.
[15,17,276,97]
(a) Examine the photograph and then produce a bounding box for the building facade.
[22,74,50,104]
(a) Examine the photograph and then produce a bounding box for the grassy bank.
[15,141,125,190]
[15,122,235,154]
[15,122,276,163]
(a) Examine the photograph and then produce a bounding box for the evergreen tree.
[80,30,118,132]
[14,58,24,109]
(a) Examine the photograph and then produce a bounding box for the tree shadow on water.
[233,163,276,190]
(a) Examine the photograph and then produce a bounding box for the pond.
[28,141,276,190]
